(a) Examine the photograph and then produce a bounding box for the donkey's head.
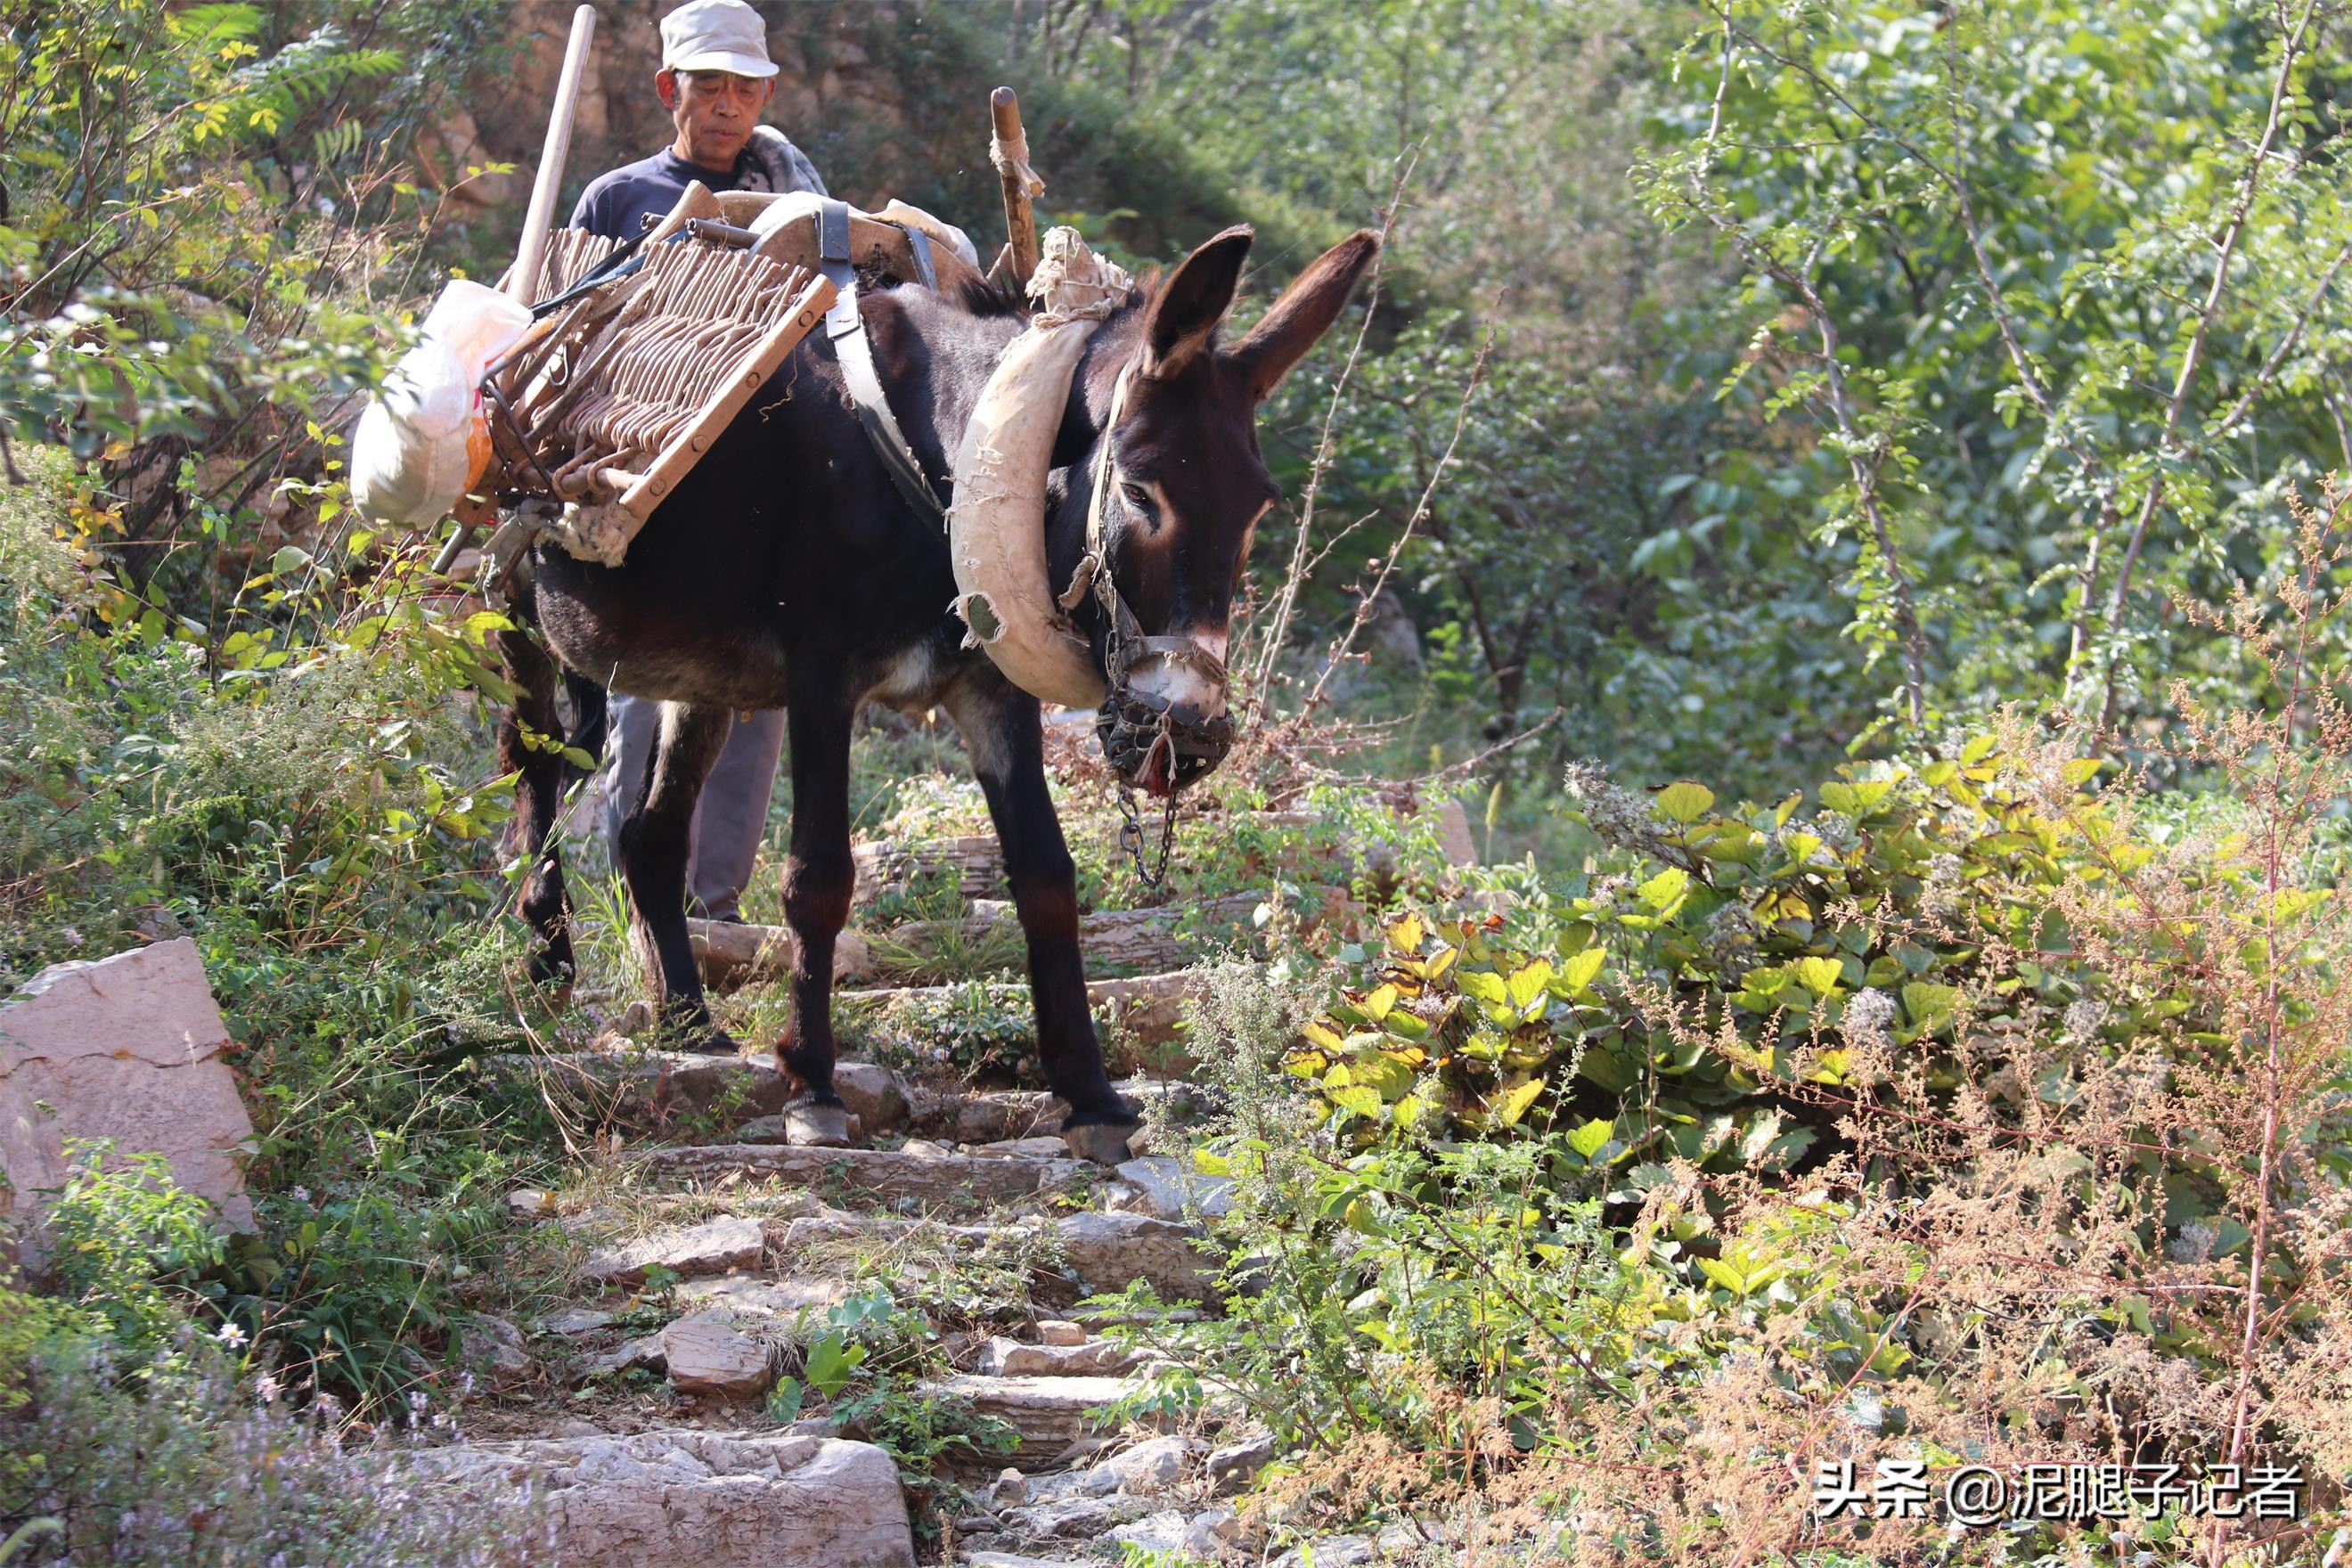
[1066,225,1378,795]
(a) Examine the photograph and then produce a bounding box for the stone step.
[976,1335,1144,1377]
[581,1214,766,1286]
[773,1209,1215,1302]
[925,1373,1151,1464]
[404,1431,914,1567]
[630,1141,1084,1206]
[488,1052,906,1137]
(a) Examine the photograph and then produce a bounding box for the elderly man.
[569,0,821,923]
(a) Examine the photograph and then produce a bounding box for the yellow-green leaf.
[1793,957,1844,996]
[1656,780,1715,824]
[1639,867,1688,911]
[1505,959,1553,1009]
[1566,1116,1613,1158]
[1557,947,1605,997]
[1494,1077,1547,1127]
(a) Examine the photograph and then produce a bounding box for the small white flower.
[254,1371,281,1403]
[290,1186,313,1205]
[1842,988,1898,1051]
[216,1320,249,1351]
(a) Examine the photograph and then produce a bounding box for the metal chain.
[1114,712,1180,890]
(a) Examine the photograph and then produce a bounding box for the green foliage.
[1291,747,2152,1180]
[0,1332,540,1565]
[40,1145,225,1357]
[1639,0,2352,739]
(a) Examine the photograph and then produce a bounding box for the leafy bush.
[0,1332,541,1566]
[1164,519,2352,1558]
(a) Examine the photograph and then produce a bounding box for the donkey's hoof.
[784,1100,854,1147]
[1059,1120,1139,1166]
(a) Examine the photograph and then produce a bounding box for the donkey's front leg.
[496,622,575,988]
[945,670,1138,1164]
[618,701,736,1051]
[773,683,857,1146]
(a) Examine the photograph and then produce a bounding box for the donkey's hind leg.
[618,701,736,1052]
[497,622,576,989]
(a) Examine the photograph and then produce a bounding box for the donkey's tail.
[562,671,609,788]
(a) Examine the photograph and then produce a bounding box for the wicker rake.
[483,227,837,538]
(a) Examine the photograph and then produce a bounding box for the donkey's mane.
[950,271,1163,322]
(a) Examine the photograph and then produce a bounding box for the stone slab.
[581,1214,765,1286]
[923,1374,1147,1462]
[0,939,256,1264]
[408,1431,914,1567]
[631,1143,1083,1205]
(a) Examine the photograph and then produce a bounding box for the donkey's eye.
[1119,481,1156,515]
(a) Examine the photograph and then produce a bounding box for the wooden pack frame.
[472,183,974,563]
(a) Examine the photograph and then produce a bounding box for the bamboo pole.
[437,3,595,574]
[990,86,1042,288]
[510,4,598,304]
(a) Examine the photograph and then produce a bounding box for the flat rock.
[407,1431,913,1567]
[581,1214,766,1286]
[0,939,257,1264]
[1101,1434,1199,1494]
[582,1333,666,1380]
[923,1374,1148,1463]
[965,1554,1098,1567]
[1109,1510,1191,1554]
[905,1088,1066,1144]
[1055,1211,1215,1301]
[542,1306,616,1335]
[833,1061,908,1134]
[999,1496,1140,1539]
[632,1143,1083,1205]
[1208,1428,1276,1486]
[978,1335,1140,1377]
[660,1317,774,1399]
[1110,1156,1236,1221]
[1271,1537,1376,1568]
[459,1313,535,1379]
[966,1136,1070,1160]
[1035,1319,1087,1346]
[673,1273,848,1321]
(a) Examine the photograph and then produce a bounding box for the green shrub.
[0,1331,541,1566]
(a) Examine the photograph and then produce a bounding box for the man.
[568,0,822,923]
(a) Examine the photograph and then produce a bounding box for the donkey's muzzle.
[1098,689,1234,796]
[1096,636,1235,796]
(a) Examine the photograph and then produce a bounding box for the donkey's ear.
[1225,229,1380,401]
[1139,225,1254,380]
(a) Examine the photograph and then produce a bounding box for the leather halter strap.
[1066,360,1230,693]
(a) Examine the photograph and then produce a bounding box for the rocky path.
[444,1055,1344,1566]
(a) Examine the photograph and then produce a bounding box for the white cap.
[660,0,777,79]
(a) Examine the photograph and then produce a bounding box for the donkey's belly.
[534,562,795,710]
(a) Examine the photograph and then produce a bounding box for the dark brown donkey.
[497,225,1377,1161]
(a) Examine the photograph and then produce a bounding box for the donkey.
[496,224,1378,1161]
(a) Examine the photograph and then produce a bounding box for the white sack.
[350,281,530,526]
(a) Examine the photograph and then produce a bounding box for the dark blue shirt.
[568,133,827,241]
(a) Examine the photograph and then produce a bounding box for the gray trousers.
[600,694,787,923]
